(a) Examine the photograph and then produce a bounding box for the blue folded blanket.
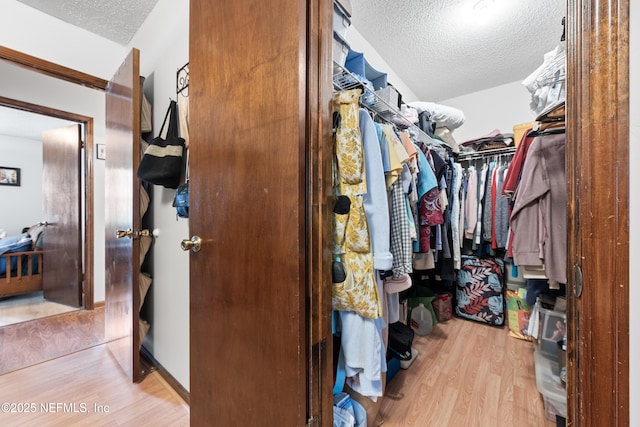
[0,233,34,276]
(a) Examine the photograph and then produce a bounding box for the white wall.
[1,1,124,80]
[0,136,43,235]
[437,80,536,143]
[127,0,191,391]
[345,27,420,103]
[629,3,639,425]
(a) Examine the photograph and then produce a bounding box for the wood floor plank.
[0,345,189,426]
[379,317,556,427]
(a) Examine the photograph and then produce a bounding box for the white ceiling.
[3,0,565,139]
[16,0,159,46]
[14,0,566,101]
[0,106,75,141]
[349,0,566,101]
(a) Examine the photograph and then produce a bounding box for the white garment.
[340,279,387,401]
[407,101,466,130]
[450,163,463,270]
[522,43,566,114]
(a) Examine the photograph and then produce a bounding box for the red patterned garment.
[418,187,444,252]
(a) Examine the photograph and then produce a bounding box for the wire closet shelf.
[332,62,445,148]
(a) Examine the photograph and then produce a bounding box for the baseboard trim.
[140,346,190,405]
[93,301,105,308]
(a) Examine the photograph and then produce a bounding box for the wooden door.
[42,124,83,307]
[104,49,142,382]
[189,0,333,424]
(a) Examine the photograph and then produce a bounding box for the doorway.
[0,97,98,374]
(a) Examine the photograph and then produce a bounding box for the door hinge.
[81,140,85,149]
[306,416,319,427]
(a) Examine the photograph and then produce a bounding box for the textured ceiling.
[8,0,565,123]
[16,0,160,45]
[349,0,566,101]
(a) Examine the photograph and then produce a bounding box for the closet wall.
[438,81,535,142]
[128,0,190,391]
[347,28,419,102]
[630,1,640,424]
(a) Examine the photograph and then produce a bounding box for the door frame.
[565,1,630,425]
[0,48,108,308]
[0,94,96,310]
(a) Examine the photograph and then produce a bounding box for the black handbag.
[172,182,189,218]
[137,100,185,189]
[387,321,415,361]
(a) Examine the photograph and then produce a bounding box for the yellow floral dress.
[331,89,381,319]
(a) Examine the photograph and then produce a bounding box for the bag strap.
[158,102,173,139]
[167,100,179,139]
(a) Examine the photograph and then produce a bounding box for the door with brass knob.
[104,48,143,383]
[181,236,202,252]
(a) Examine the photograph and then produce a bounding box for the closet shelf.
[333,62,446,149]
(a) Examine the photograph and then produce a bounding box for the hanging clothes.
[509,133,567,284]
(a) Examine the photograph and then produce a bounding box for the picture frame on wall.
[0,166,20,187]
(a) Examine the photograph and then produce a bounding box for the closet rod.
[457,146,517,161]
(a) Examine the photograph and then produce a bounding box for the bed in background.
[0,225,45,298]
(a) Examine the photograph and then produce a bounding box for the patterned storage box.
[455,256,505,326]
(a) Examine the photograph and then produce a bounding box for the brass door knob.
[181,236,202,252]
[116,228,134,239]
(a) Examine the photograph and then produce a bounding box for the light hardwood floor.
[0,345,189,426]
[0,311,556,426]
[379,317,556,427]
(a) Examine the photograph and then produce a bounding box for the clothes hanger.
[527,122,566,137]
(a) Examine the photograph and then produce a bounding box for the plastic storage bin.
[505,261,526,287]
[333,0,351,38]
[534,350,566,420]
[534,301,566,361]
[333,31,350,67]
[372,85,401,113]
